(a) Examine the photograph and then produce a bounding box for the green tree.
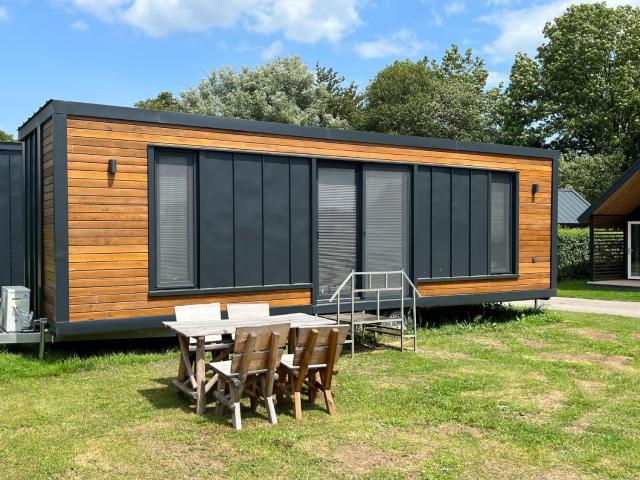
[559,151,627,203]
[503,3,640,164]
[0,130,14,142]
[361,45,501,142]
[179,56,349,128]
[135,91,183,112]
[314,63,363,127]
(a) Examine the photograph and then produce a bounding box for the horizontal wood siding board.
[66,116,553,321]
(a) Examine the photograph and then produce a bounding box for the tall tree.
[315,63,363,127]
[0,130,14,142]
[361,45,501,142]
[179,56,349,128]
[503,3,640,164]
[135,91,183,112]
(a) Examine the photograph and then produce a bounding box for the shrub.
[558,227,589,280]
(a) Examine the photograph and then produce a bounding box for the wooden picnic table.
[163,313,336,415]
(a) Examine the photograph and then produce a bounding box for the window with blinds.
[155,152,195,288]
[490,173,513,274]
[317,165,358,298]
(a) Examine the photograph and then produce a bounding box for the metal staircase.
[324,269,422,357]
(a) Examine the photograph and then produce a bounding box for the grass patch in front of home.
[1,307,639,479]
[558,279,640,302]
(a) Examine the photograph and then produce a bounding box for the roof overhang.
[18,99,559,160]
[0,141,22,151]
[579,159,640,222]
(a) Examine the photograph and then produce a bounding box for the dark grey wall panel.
[431,167,451,277]
[290,157,311,284]
[414,166,431,279]
[9,152,25,285]
[451,169,470,277]
[0,153,11,286]
[470,170,489,276]
[263,156,291,285]
[233,153,263,286]
[200,150,234,288]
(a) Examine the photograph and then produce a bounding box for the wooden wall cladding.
[42,119,56,321]
[65,116,553,321]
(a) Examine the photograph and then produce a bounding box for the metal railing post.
[400,272,405,352]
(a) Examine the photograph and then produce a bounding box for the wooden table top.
[162,313,336,338]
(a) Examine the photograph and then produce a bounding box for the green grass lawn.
[558,279,640,302]
[1,308,640,479]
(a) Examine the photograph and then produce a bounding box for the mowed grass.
[1,309,640,479]
[558,279,640,302]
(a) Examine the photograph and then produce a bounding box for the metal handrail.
[326,269,421,355]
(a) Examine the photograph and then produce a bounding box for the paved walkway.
[510,297,640,319]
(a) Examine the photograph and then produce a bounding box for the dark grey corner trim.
[53,113,69,323]
[0,141,23,151]
[578,158,640,222]
[18,100,54,140]
[19,99,559,160]
[52,304,313,339]
[551,155,559,290]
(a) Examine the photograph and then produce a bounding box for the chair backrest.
[226,302,270,320]
[294,325,349,368]
[174,303,222,322]
[230,323,290,376]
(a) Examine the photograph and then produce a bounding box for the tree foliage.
[361,45,501,142]
[179,56,349,128]
[314,63,363,127]
[559,151,627,203]
[503,3,640,164]
[0,130,14,142]
[135,91,183,112]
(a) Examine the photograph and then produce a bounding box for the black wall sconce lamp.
[532,183,540,195]
[108,159,117,175]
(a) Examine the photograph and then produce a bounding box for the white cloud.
[487,70,508,88]
[354,29,433,59]
[481,0,640,63]
[261,40,284,60]
[63,0,362,42]
[443,1,466,16]
[430,8,443,26]
[0,6,8,22]
[485,0,518,5]
[70,19,89,31]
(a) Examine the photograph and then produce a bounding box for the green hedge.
[557,227,590,280]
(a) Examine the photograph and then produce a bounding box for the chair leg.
[276,368,286,405]
[265,396,277,424]
[324,389,336,416]
[232,402,242,430]
[293,391,302,420]
[215,377,225,418]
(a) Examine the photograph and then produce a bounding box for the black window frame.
[149,147,199,292]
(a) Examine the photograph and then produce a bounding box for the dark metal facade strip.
[53,114,70,322]
[550,155,559,289]
[52,304,314,339]
[9,148,25,285]
[20,100,558,159]
[417,274,519,283]
[35,125,43,317]
[148,283,313,297]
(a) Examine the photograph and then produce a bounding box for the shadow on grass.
[417,303,554,330]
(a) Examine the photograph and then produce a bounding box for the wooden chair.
[226,302,270,320]
[277,325,349,420]
[174,303,233,361]
[209,323,290,430]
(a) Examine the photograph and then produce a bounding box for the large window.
[490,173,514,274]
[155,151,196,289]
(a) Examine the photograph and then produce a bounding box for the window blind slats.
[156,154,195,288]
[490,173,513,274]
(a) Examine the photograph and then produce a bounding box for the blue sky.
[1,0,638,136]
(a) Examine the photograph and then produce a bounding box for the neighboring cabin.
[579,160,640,288]
[16,100,559,339]
[558,188,590,227]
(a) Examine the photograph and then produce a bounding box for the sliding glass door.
[629,222,640,280]
[363,165,411,294]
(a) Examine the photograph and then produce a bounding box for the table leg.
[288,328,296,354]
[176,335,188,383]
[195,336,206,415]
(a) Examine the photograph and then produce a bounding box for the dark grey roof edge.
[18,99,559,160]
[0,141,22,151]
[578,158,640,222]
[558,188,590,225]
